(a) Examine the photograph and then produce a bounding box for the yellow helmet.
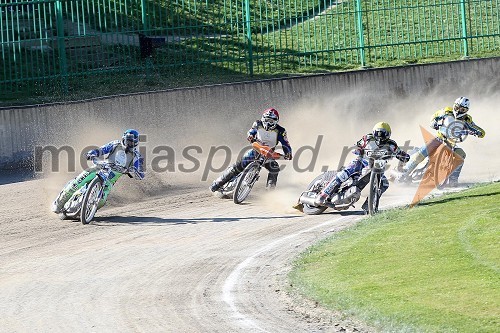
[372,122,391,144]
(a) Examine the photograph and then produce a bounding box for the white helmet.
[453,96,470,119]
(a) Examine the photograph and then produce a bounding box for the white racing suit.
[402,107,485,184]
[210,120,292,191]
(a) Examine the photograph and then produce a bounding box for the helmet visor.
[263,117,277,128]
[373,129,389,142]
[455,106,468,115]
[123,134,138,148]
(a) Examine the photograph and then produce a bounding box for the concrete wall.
[1,57,499,170]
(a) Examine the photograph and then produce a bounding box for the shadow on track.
[92,214,303,225]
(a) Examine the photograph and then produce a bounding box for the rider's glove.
[125,168,135,178]
[397,151,410,163]
[86,150,98,160]
[468,128,480,137]
[284,153,293,160]
[247,135,256,143]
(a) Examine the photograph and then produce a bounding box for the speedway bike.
[296,149,393,216]
[58,158,132,224]
[229,142,283,204]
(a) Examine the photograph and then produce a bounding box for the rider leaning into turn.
[397,96,485,186]
[315,122,410,210]
[51,129,145,214]
[209,108,293,193]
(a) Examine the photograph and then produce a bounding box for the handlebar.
[364,150,395,160]
[91,157,133,176]
[252,142,284,159]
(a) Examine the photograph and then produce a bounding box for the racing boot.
[209,165,239,193]
[266,172,278,190]
[447,148,465,187]
[397,151,426,182]
[265,160,280,190]
[51,189,73,213]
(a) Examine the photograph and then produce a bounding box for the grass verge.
[290,182,500,333]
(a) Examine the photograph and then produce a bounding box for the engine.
[330,186,361,205]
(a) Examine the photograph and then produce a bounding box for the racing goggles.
[263,117,277,127]
[455,106,468,115]
[123,134,138,148]
[373,129,389,141]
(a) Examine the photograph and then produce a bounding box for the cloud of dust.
[255,76,500,213]
[40,68,500,210]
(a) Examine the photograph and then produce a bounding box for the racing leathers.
[51,140,144,213]
[316,134,410,207]
[210,120,292,192]
[401,107,485,184]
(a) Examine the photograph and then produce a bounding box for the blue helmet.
[122,129,140,149]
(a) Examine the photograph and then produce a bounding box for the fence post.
[244,0,253,75]
[141,0,148,33]
[55,0,68,93]
[459,0,469,58]
[355,0,366,67]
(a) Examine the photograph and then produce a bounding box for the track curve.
[0,178,414,332]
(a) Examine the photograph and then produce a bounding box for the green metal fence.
[1,0,499,101]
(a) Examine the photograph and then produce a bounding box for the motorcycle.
[57,158,132,224]
[295,150,393,215]
[395,119,479,189]
[392,147,429,184]
[219,141,283,204]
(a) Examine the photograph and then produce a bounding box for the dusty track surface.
[1,94,496,331]
[0,175,419,333]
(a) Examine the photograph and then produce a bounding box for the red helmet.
[261,108,279,130]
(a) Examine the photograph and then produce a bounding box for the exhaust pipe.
[299,193,319,207]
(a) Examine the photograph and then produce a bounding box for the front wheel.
[80,177,103,224]
[368,171,382,215]
[233,162,260,204]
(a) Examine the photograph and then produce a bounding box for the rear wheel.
[233,162,260,204]
[302,172,335,215]
[368,172,382,215]
[80,177,103,224]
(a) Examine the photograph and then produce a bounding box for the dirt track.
[0,175,421,333]
[1,87,498,332]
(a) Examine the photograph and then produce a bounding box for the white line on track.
[222,215,356,332]
[221,195,412,332]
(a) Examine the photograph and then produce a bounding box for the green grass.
[290,182,500,333]
[1,0,499,105]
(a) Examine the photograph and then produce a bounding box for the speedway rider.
[51,129,145,214]
[315,122,410,210]
[209,108,293,193]
[397,97,485,186]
